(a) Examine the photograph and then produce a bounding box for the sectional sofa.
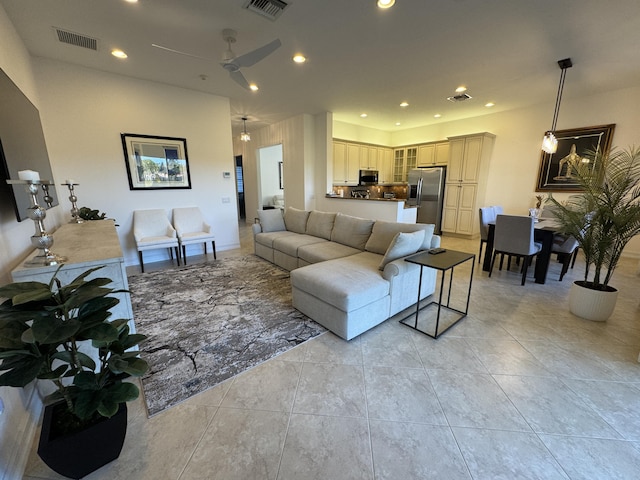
[252,207,440,340]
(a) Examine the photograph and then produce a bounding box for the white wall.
[33,58,239,266]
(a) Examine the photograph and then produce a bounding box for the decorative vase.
[37,401,128,479]
[569,281,618,322]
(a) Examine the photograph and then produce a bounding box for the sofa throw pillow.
[257,209,286,232]
[284,207,310,234]
[331,213,375,250]
[378,230,426,270]
[365,221,435,254]
[306,211,337,240]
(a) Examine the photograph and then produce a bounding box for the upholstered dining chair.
[551,234,580,281]
[478,206,496,264]
[172,206,216,265]
[133,209,180,273]
[489,214,542,285]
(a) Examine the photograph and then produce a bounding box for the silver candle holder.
[6,179,67,267]
[62,182,83,223]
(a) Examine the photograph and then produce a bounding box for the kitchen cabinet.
[418,141,450,167]
[333,141,360,184]
[378,147,393,183]
[441,132,495,237]
[393,146,417,182]
[359,145,378,170]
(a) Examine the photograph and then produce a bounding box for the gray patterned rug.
[127,255,326,416]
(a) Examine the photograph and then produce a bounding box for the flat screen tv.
[0,68,58,222]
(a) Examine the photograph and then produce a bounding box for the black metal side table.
[400,249,475,338]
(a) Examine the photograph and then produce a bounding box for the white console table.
[11,220,135,333]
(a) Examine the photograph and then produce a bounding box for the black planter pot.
[38,402,128,479]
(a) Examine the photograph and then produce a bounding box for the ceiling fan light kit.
[542,57,573,154]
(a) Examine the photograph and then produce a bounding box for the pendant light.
[542,58,573,154]
[240,117,250,142]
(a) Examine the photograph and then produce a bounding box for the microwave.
[359,169,378,185]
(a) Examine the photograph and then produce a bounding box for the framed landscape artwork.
[536,124,616,192]
[121,133,191,190]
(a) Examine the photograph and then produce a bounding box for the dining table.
[481,218,562,284]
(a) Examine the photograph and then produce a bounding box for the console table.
[11,220,135,333]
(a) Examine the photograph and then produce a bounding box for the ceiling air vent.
[54,27,98,51]
[243,0,289,21]
[447,93,472,102]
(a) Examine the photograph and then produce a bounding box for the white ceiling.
[3,0,640,138]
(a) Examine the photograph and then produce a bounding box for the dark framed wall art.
[121,133,191,190]
[536,124,616,192]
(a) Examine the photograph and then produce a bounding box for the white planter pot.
[569,281,618,321]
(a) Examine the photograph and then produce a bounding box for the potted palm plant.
[547,146,640,321]
[0,266,148,479]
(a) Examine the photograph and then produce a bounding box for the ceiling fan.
[152,29,281,90]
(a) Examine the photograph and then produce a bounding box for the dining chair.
[489,214,542,285]
[172,206,216,265]
[478,206,496,264]
[551,234,579,281]
[133,209,180,273]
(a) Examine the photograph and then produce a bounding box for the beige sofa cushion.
[306,211,337,240]
[255,230,297,248]
[378,230,425,270]
[298,241,362,264]
[365,221,435,254]
[257,209,286,232]
[290,252,389,312]
[273,234,327,257]
[284,207,310,234]
[331,213,375,250]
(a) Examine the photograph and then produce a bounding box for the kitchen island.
[318,195,417,223]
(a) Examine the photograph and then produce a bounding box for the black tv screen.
[0,68,58,222]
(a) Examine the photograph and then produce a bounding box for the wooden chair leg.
[559,253,572,281]
[571,248,579,268]
[182,245,187,265]
[138,251,145,273]
[499,253,505,271]
[212,241,217,259]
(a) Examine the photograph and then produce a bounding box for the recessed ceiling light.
[434,114,442,118]
[485,102,495,107]
[399,102,409,107]
[249,84,259,91]
[111,49,127,59]
[377,0,395,8]
[360,113,368,118]
[455,86,467,93]
[124,0,138,3]
[395,122,401,126]
[292,54,306,63]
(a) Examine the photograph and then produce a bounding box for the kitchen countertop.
[325,195,417,207]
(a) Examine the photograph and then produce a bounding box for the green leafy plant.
[547,146,640,290]
[0,266,148,431]
[78,207,107,221]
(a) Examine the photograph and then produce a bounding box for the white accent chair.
[172,207,216,265]
[133,209,180,273]
[489,214,542,285]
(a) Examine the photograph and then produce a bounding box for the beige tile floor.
[23,223,640,479]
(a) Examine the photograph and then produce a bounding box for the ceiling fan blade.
[151,43,210,61]
[233,38,281,68]
[229,70,251,90]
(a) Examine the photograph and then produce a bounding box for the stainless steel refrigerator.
[407,167,447,234]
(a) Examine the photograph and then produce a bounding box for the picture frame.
[121,133,191,190]
[536,124,616,192]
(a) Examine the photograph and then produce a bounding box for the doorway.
[257,144,284,211]
[235,155,245,220]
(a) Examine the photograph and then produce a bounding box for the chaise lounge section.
[252,207,440,340]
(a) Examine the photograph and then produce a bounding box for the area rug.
[127,255,326,416]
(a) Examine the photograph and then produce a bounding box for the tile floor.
[23,223,640,479]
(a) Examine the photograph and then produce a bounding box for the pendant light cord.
[549,67,567,133]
